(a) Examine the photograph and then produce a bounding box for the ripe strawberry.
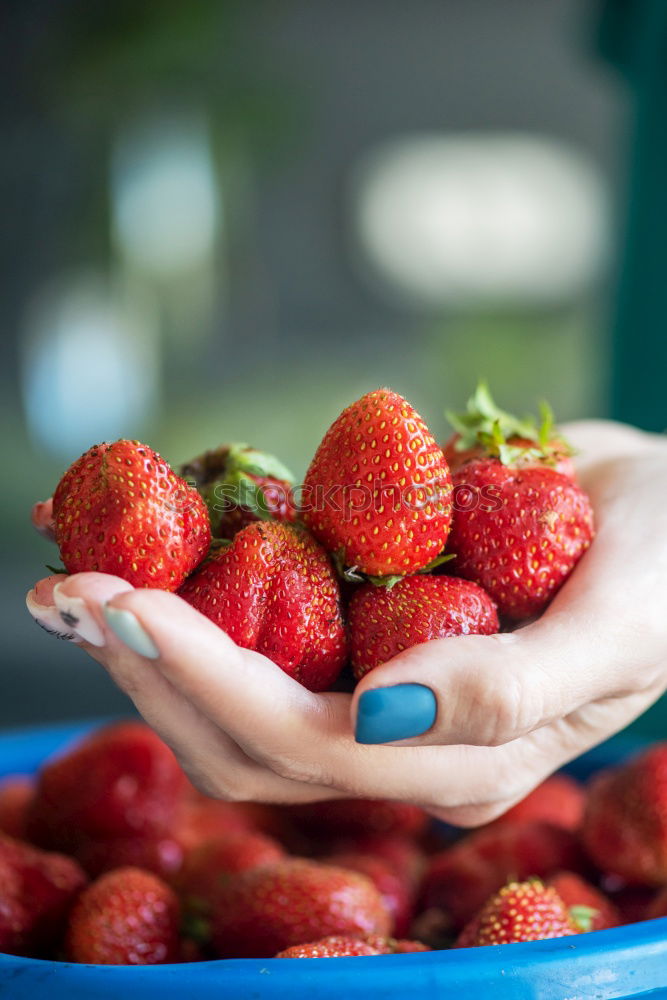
[364,935,431,954]
[180,442,297,539]
[74,834,186,881]
[645,886,667,920]
[179,937,207,962]
[329,834,426,889]
[210,859,391,958]
[0,832,88,955]
[0,776,34,839]
[289,799,429,840]
[27,721,188,853]
[52,440,210,591]
[456,880,579,947]
[276,936,381,958]
[421,821,586,928]
[447,461,594,621]
[179,522,348,691]
[444,382,576,480]
[581,744,667,886]
[176,797,260,849]
[324,852,414,936]
[176,831,286,906]
[548,871,620,931]
[493,774,585,832]
[0,855,28,956]
[302,389,453,578]
[349,574,498,680]
[66,867,180,965]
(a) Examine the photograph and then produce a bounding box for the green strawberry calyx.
[337,552,456,589]
[180,443,295,533]
[445,381,574,467]
[569,904,598,934]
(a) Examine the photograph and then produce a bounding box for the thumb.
[350,598,627,748]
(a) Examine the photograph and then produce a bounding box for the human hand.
[25,421,667,826]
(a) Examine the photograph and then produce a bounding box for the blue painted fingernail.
[355,684,437,744]
[103,605,160,660]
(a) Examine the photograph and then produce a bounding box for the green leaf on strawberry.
[569,905,598,934]
[446,380,574,467]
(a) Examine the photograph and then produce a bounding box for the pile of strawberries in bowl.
[9,382,664,965]
[2,721,667,963]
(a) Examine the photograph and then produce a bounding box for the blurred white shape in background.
[21,273,159,459]
[111,112,220,278]
[351,133,609,308]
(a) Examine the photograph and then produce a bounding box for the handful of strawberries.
[34,381,595,690]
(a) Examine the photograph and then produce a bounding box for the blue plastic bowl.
[1,720,667,1000]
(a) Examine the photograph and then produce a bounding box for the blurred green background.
[0,0,658,728]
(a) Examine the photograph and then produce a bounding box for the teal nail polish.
[103,605,160,660]
[355,684,437,744]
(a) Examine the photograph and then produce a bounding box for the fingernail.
[103,605,160,660]
[52,583,105,647]
[355,684,437,744]
[25,590,82,643]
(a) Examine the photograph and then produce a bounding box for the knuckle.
[465,670,534,746]
[182,762,257,802]
[268,752,324,786]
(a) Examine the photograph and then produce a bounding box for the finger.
[350,537,657,749]
[31,498,55,541]
[94,587,530,807]
[63,578,625,816]
[26,574,82,642]
[53,574,344,805]
[428,681,662,827]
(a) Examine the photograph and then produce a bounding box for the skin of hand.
[25,420,667,826]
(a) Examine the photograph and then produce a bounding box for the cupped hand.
[26,421,667,826]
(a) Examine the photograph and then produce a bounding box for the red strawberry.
[180,443,297,539]
[210,859,391,958]
[302,389,453,578]
[330,834,426,889]
[493,774,585,832]
[176,831,286,906]
[179,937,207,962]
[276,936,381,958]
[645,886,667,920]
[73,795,264,881]
[74,834,186,881]
[52,440,210,591]
[27,721,187,853]
[0,833,87,955]
[179,522,347,691]
[66,867,180,965]
[325,852,414,936]
[0,899,29,956]
[175,797,260,849]
[548,871,620,931]
[349,574,498,680]
[581,744,667,886]
[364,935,431,954]
[456,879,579,947]
[421,821,585,928]
[447,461,594,621]
[289,799,429,840]
[0,855,28,956]
[444,382,576,480]
[0,776,34,839]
